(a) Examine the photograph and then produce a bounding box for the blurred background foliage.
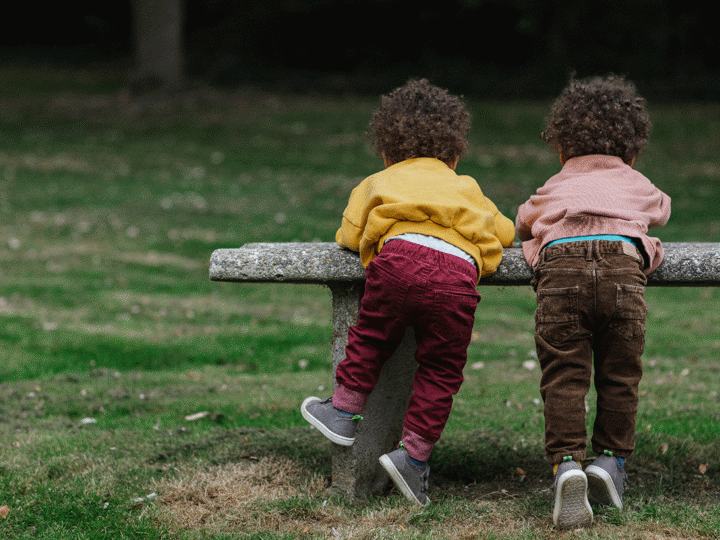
[2,0,719,100]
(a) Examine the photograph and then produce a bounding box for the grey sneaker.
[379,446,430,506]
[552,460,593,529]
[586,454,627,509]
[300,397,360,446]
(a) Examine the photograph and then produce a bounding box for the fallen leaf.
[660,443,669,454]
[0,505,9,519]
[699,463,707,475]
[516,467,527,481]
[184,411,209,421]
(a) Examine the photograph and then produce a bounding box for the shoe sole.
[379,454,428,506]
[300,397,355,446]
[553,470,593,529]
[586,464,623,509]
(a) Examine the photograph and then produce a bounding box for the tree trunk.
[130,0,184,90]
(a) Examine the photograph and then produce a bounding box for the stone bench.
[209,242,720,498]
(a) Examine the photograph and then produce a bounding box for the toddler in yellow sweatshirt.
[301,78,515,505]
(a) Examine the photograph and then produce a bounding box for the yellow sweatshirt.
[335,158,516,281]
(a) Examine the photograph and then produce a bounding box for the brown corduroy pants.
[531,240,648,465]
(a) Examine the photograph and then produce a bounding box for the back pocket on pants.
[535,286,581,345]
[609,283,647,341]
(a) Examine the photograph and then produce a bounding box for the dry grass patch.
[153,454,718,539]
[156,457,446,537]
[156,456,329,535]
[153,456,538,539]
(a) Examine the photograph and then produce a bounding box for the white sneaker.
[552,460,593,529]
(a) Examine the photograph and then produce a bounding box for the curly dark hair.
[541,75,651,164]
[369,79,471,167]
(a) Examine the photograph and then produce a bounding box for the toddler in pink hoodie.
[516,75,671,529]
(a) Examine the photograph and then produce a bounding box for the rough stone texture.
[210,242,367,284]
[209,241,720,497]
[647,242,720,286]
[210,242,720,286]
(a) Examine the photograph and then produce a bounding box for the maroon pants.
[333,240,480,461]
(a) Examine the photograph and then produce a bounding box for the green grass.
[1,65,719,538]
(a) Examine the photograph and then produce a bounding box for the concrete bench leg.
[327,284,417,498]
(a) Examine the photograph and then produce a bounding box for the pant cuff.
[332,384,368,415]
[401,427,435,462]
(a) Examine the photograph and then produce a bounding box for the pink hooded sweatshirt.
[515,154,671,275]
